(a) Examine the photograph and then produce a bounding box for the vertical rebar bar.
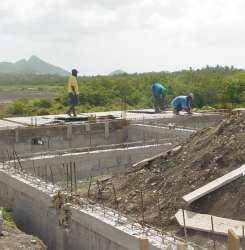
[157,191,161,224]
[140,187,145,227]
[12,150,17,170]
[211,216,216,250]
[14,151,23,172]
[66,163,69,191]
[49,166,54,184]
[73,162,77,193]
[6,149,11,163]
[45,165,48,183]
[32,160,36,177]
[70,162,73,193]
[182,209,188,243]
[112,183,119,213]
[87,176,92,199]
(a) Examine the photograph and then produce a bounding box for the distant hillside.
[109,69,127,76]
[0,56,69,76]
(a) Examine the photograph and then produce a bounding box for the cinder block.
[228,229,240,250]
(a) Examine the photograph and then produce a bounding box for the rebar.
[211,216,216,250]
[49,166,54,184]
[140,187,145,227]
[112,183,119,213]
[14,150,23,172]
[66,163,69,191]
[182,209,188,243]
[73,162,77,193]
[32,160,36,177]
[87,176,92,199]
[70,162,73,193]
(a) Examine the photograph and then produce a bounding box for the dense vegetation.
[1,65,245,116]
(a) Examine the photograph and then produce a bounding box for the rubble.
[82,111,245,230]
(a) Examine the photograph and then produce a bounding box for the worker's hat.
[188,93,194,99]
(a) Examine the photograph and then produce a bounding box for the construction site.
[0,108,244,250]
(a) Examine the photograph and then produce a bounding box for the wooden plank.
[139,237,149,250]
[183,164,245,204]
[175,210,245,237]
[228,229,240,250]
[176,241,187,250]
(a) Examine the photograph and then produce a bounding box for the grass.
[2,208,17,229]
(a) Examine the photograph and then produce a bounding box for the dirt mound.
[83,111,245,229]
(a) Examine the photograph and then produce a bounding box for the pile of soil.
[82,110,245,229]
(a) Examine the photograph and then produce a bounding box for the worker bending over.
[171,94,194,115]
[151,82,167,113]
[66,69,79,117]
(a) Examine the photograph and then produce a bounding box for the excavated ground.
[79,111,245,231]
[0,209,46,250]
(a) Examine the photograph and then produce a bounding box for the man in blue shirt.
[151,82,167,113]
[171,93,194,115]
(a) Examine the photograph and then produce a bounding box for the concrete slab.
[1,109,221,130]
[175,210,245,238]
[5,113,120,127]
[0,119,24,129]
[82,110,203,121]
[183,164,245,204]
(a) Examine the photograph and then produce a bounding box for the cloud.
[1,0,245,74]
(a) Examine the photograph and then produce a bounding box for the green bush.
[7,99,30,115]
[32,99,51,109]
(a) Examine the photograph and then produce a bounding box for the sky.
[0,0,245,75]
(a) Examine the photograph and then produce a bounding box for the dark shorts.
[68,92,79,106]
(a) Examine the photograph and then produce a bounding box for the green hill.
[0,56,69,76]
[109,69,127,76]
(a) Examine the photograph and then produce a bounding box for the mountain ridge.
[0,56,69,76]
[109,69,127,76]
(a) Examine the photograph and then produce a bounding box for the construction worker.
[151,82,167,113]
[66,69,79,117]
[171,93,194,115]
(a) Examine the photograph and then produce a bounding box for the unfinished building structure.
[0,110,226,250]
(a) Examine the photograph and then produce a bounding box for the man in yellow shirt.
[66,69,79,117]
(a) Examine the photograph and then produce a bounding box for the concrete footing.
[0,165,196,250]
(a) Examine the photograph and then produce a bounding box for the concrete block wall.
[8,143,174,182]
[127,124,194,143]
[135,113,224,129]
[0,166,177,250]
[0,120,128,157]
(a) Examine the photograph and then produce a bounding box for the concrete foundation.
[8,143,173,182]
[0,110,217,250]
[0,166,191,250]
[127,124,194,142]
[0,120,128,157]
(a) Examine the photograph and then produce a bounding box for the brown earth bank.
[0,209,46,250]
[80,110,245,231]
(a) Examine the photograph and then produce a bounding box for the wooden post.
[177,241,187,250]
[139,237,149,250]
[228,229,240,250]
